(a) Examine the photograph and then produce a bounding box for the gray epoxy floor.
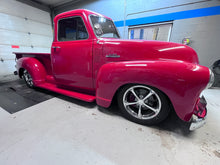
[0,76,220,165]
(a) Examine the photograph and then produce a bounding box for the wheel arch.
[17,57,47,85]
[96,60,209,122]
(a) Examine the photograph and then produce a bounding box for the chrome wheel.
[118,84,170,125]
[123,85,161,120]
[23,69,34,88]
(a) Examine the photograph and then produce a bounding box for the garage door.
[0,0,53,76]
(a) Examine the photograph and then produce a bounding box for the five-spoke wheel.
[118,84,170,125]
[23,69,34,88]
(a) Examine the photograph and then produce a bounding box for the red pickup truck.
[14,9,214,130]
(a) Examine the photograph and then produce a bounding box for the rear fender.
[96,60,209,121]
[16,57,46,85]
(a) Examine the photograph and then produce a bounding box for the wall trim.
[115,6,220,27]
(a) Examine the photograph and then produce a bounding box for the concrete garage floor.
[0,77,220,165]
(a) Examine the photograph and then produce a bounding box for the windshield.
[90,15,120,38]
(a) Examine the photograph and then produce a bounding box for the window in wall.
[58,17,88,41]
[129,22,172,41]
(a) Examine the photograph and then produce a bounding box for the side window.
[58,17,88,41]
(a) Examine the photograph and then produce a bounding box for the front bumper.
[189,115,206,131]
[189,96,207,131]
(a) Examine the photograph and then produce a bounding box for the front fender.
[96,60,209,121]
[16,57,46,85]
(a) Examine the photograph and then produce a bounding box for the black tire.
[117,84,170,125]
[23,69,34,88]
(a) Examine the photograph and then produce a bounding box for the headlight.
[206,69,215,88]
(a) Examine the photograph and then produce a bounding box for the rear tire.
[23,69,34,88]
[117,84,170,125]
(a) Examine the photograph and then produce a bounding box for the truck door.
[51,15,93,91]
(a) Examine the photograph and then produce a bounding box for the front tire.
[117,84,170,125]
[23,69,34,88]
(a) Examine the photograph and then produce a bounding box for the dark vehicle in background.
[212,60,220,87]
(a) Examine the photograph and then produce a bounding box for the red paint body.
[14,9,210,122]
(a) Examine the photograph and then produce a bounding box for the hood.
[101,39,199,64]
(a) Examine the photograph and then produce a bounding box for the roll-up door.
[0,0,53,76]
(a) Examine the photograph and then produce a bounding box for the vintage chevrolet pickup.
[14,9,214,130]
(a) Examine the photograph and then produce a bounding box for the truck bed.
[14,52,53,75]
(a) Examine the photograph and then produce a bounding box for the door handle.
[52,46,61,52]
[52,46,61,49]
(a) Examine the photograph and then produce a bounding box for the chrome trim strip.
[106,54,120,58]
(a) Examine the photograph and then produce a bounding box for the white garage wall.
[0,0,53,76]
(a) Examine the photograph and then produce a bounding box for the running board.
[37,83,96,102]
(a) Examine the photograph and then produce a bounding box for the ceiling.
[32,0,79,8]
[17,0,83,11]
